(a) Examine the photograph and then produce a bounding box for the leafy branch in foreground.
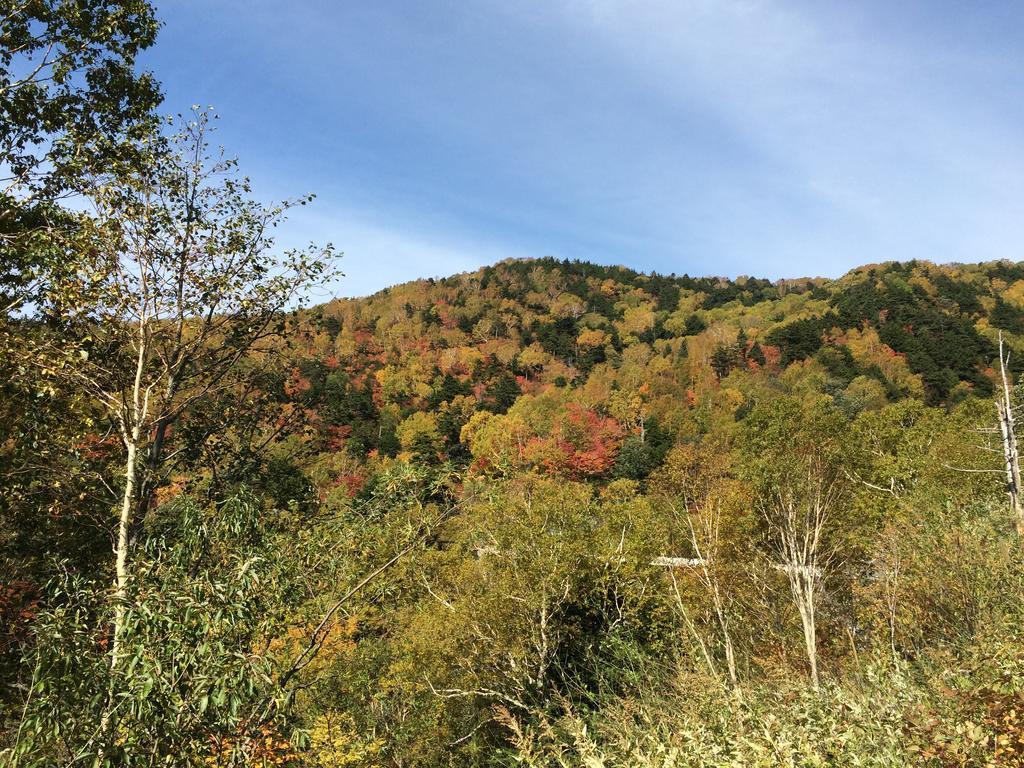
[7,108,338,763]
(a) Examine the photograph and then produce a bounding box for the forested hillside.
[5,2,1024,765]
[292,256,1023,489]
[9,245,1024,765]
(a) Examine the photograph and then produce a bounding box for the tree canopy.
[5,3,1024,765]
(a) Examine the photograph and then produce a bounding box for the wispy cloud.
[145,1,1024,286]
[540,0,1024,267]
[276,206,533,299]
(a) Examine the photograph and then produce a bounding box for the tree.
[12,494,307,765]
[763,460,839,690]
[0,0,164,492]
[26,109,335,752]
[397,411,444,463]
[0,0,164,717]
[991,297,1024,335]
[710,342,740,380]
[744,398,849,690]
[390,476,666,762]
[523,405,625,479]
[608,385,649,443]
[996,332,1023,534]
[2,0,162,311]
[652,441,746,690]
[483,373,520,413]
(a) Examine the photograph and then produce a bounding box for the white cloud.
[527,0,1024,269]
[275,206,535,299]
[153,1,1024,284]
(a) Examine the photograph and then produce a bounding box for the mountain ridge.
[266,256,1024,492]
[329,255,1018,302]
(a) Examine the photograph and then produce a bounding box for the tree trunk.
[997,333,1023,535]
[97,321,149,755]
[711,584,738,689]
[135,366,184,526]
[775,492,826,692]
[95,436,139,762]
[793,568,819,691]
[111,439,138,666]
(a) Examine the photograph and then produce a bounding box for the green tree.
[2,0,161,310]
[12,110,335,758]
[0,0,164,532]
[0,0,164,717]
[743,397,852,689]
[11,493,313,766]
[397,411,445,463]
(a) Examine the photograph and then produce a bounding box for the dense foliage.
[5,2,1024,766]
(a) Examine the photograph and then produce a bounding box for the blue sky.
[144,1,1024,297]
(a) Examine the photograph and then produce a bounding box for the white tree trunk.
[772,487,829,691]
[110,438,138,678]
[97,320,150,752]
[997,333,1023,535]
[790,565,819,690]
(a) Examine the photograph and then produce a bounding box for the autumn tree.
[995,332,1023,534]
[1,0,162,514]
[651,440,749,690]
[0,0,164,714]
[385,476,667,762]
[2,0,161,310]
[744,398,850,690]
[14,109,335,760]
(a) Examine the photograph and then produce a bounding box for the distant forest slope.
[276,258,1024,493]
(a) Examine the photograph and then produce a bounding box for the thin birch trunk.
[997,332,1023,535]
[773,483,828,692]
[685,509,739,690]
[96,314,150,757]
